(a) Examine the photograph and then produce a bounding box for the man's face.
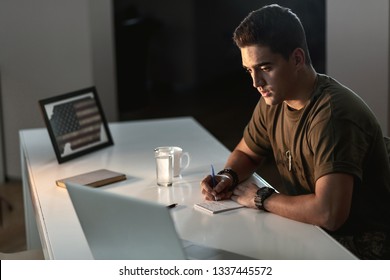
[241,45,298,106]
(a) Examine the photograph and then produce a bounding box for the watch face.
[256,187,275,211]
[259,187,276,199]
[260,187,271,196]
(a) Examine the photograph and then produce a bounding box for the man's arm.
[222,138,265,186]
[232,172,354,231]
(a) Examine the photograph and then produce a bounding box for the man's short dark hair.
[233,4,311,65]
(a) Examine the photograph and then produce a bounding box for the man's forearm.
[224,149,263,185]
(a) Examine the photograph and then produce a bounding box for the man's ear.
[292,48,305,67]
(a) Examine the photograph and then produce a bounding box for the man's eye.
[261,66,271,72]
[244,68,252,73]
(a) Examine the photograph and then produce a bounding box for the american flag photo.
[50,97,102,155]
[39,87,113,163]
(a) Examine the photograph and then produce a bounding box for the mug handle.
[180,152,190,170]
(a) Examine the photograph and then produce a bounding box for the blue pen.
[211,164,216,188]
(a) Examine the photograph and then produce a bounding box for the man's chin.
[263,96,278,106]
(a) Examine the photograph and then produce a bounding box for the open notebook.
[66,182,252,260]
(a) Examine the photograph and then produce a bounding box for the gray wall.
[0,72,5,182]
[327,0,389,135]
[0,0,117,178]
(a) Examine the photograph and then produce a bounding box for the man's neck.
[284,66,317,110]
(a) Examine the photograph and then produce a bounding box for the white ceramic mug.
[155,146,190,177]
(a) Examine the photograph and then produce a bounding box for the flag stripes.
[50,97,102,154]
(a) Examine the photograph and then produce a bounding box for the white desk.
[20,117,356,259]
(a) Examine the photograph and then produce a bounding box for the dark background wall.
[113,0,326,119]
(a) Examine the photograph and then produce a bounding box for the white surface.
[20,117,357,259]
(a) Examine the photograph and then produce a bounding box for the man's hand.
[200,174,234,201]
[231,182,259,208]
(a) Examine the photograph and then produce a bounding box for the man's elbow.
[317,210,349,232]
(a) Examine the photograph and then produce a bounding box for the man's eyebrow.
[243,62,272,69]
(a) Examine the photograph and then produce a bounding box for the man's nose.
[252,73,266,88]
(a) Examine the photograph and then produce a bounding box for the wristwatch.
[254,187,276,211]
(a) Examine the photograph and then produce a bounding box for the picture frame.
[39,87,114,164]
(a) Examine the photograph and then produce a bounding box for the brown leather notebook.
[56,169,126,188]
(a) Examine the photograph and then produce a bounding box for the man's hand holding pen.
[200,173,234,201]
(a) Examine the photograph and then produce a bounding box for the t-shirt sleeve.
[309,116,368,182]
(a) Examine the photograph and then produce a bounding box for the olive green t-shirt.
[244,74,390,235]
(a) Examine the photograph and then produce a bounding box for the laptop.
[66,182,252,260]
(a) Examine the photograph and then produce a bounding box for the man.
[200,4,390,259]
